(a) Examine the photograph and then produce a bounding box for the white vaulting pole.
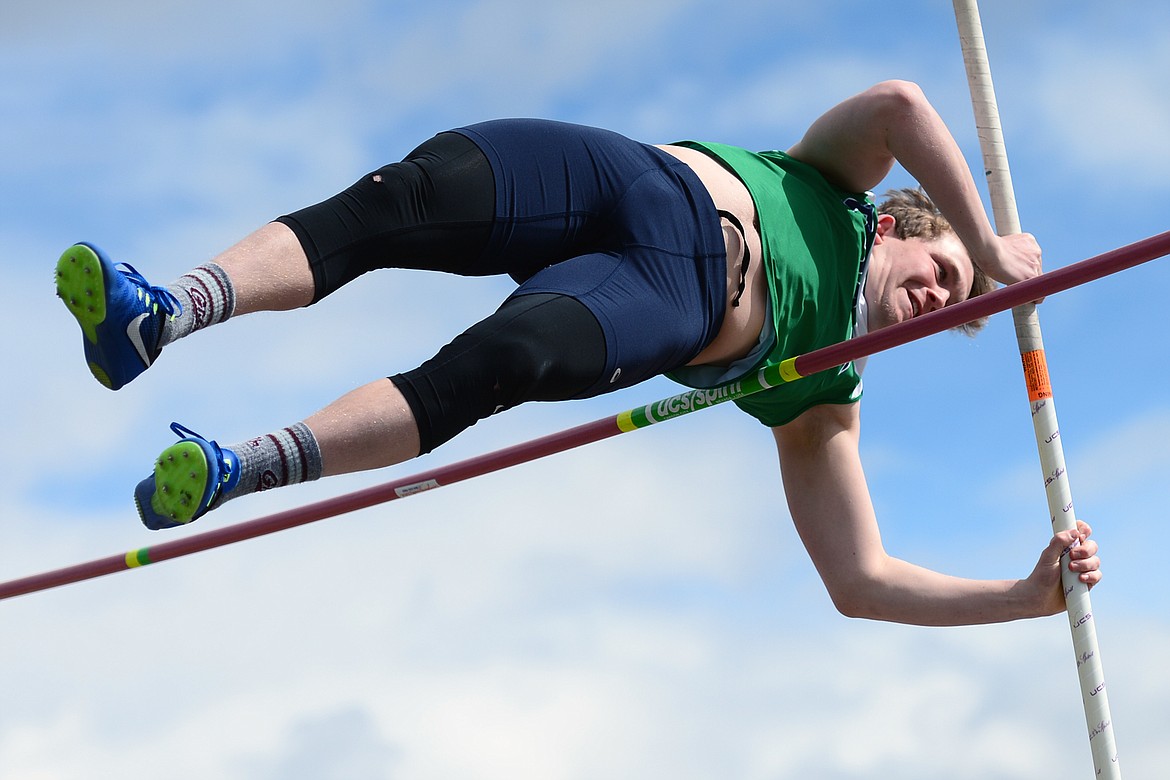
[952,2,1121,777]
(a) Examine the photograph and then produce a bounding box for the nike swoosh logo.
[127,313,153,366]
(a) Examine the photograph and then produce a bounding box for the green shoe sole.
[149,441,213,526]
[55,244,108,346]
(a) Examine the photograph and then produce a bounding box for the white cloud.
[1064,409,1170,500]
[5,555,1162,780]
[1023,15,1170,190]
[982,406,1170,513]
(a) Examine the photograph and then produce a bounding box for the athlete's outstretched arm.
[771,402,1100,626]
[786,79,1040,287]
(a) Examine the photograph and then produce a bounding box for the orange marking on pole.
[1021,349,1053,401]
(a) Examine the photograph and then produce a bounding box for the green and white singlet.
[666,142,876,427]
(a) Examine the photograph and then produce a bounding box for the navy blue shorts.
[455,120,727,396]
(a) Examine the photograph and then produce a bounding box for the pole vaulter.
[1,228,1167,604]
[952,1,1122,775]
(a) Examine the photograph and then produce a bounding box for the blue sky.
[2,1,1168,777]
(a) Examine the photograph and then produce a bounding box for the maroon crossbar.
[2,230,1167,602]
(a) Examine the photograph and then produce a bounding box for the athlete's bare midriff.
[656,144,768,368]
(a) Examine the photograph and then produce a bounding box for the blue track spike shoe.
[55,242,182,391]
[134,423,241,530]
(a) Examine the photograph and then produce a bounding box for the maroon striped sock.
[160,262,235,346]
[221,423,323,504]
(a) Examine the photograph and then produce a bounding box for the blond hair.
[877,187,995,335]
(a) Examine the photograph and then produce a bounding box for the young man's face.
[865,215,974,332]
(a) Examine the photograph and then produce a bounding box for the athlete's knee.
[274,132,495,302]
[391,294,606,454]
[391,330,569,455]
[486,331,566,406]
[486,295,607,404]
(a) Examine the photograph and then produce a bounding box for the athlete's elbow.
[827,583,881,620]
[817,575,862,619]
[858,80,932,133]
[866,79,928,110]
[821,568,890,621]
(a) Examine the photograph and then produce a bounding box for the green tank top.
[666,141,876,427]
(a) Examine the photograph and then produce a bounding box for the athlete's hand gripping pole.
[952,1,1121,776]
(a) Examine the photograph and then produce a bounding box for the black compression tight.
[276,133,607,455]
[391,292,606,454]
[276,132,500,301]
